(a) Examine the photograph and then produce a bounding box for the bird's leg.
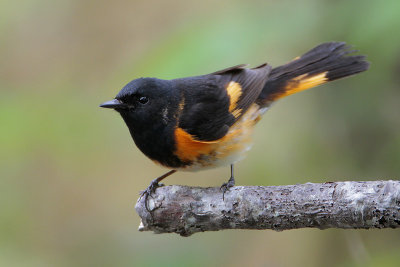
[220,164,235,200]
[139,169,177,211]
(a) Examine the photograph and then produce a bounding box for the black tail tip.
[305,41,370,81]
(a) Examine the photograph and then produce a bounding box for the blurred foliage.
[1,0,400,266]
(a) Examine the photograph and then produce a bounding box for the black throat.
[119,111,185,168]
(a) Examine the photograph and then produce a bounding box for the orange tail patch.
[271,71,328,101]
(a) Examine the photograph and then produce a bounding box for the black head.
[100,77,183,167]
[100,77,179,132]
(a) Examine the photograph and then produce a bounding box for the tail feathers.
[256,42,369,106]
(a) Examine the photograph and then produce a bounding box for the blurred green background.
[1,0,400,266]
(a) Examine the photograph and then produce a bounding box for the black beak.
[99,99,127,109]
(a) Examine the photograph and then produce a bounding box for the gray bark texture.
[135,180,400,236]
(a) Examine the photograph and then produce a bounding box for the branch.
[135,180,400,236]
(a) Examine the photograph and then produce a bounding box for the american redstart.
[100,42,369,205]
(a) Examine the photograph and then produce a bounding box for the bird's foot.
[220,176,235,201]
[138,170,176,212]
[139,179,165,212]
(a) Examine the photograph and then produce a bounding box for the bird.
[100,42,369,205]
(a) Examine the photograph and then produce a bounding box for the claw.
[139,179,164,212]
[138,170,177,212]
[220,175,235,201]
[220,164,236,200]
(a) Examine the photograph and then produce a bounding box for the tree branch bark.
[135,180,400,236]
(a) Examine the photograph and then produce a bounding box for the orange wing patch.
[174,127,217,162]
[273,71,328,100]
[226,81,243,118]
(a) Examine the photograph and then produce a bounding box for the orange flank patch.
[174,128,217,162]
[212,105,258,160]
[174,104,262,171]
[274,71,328,100]
[226,81,242,117]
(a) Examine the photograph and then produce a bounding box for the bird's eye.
[138,96,148,104]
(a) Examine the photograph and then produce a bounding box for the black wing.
[175,64,271,141]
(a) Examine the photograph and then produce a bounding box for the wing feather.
[175,64,271,141]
